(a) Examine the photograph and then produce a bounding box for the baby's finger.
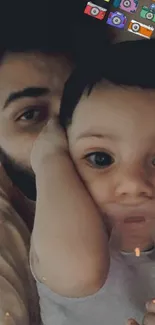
[146,300,155,313]
[38,118,67,146]
[143,312,155,325]
[127,318,140,325]
[36,118,58,140]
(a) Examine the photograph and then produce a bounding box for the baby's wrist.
[33,150,68,175]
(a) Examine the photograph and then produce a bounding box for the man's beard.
[0,148,36,201]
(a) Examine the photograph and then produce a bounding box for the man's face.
[67,83,155,252]
[0,52,72,200]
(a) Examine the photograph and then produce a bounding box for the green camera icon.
[140,6,155,23]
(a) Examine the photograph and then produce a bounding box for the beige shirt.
[0,163,40,325]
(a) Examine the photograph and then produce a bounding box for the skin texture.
[108,0,155,42]
[67,82,155,253]
[30,120,109,297]
[0,52,73,200]
[0,53,109,298]
[127,300,155,325]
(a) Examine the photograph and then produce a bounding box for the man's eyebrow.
[3,87,50,109]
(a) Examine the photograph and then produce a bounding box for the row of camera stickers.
[84,0,155,39]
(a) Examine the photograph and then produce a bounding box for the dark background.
[0,0,111,61]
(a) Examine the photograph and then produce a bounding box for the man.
[1,0,154,323]
[0,48,73,324]
[0,50,73,218]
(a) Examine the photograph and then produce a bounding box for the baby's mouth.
[110,215,153,253]
[124,216,146,224]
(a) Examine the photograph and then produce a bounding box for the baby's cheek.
[86,177,110,207]
[74,166,111,207]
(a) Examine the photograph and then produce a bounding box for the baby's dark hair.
[59,39,155,128]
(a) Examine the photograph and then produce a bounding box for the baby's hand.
[143,300,155,325]
[30,118,68,173]
[127,300,155,325]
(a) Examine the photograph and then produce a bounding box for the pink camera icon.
[84,2,107,20]
[113,0,138,13]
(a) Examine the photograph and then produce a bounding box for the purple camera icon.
[106,11,127,29]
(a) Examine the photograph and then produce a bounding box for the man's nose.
[115,166,154,204]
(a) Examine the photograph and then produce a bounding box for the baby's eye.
[85,152,115,169]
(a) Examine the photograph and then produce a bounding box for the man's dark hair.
[0,0,111,63]
[59,39,155,128]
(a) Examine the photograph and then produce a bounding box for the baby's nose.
[115,167,154,204]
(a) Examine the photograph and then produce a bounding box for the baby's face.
[67,83,155,252]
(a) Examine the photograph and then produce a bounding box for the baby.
[30,39,155,325]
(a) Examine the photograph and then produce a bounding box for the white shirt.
[31,237,155,325]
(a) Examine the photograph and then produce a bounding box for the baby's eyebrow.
[75,131,117,141]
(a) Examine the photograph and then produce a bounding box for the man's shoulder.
[0,163,31,241]
[0,163,13,201]
[0,163,35,231]
[0,164,40,325]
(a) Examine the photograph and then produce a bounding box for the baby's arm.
[31,119,109,298]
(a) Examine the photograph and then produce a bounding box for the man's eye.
[19,109,40,121]
[85,152,114,168]
[151,157,155,166]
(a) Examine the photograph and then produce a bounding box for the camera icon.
[128,19,154,39]
[113,0,139,13]
[84,2,107,20]
[140,5,155,23]
[106,11,127,29]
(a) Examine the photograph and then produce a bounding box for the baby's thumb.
[39,118,57,137]
[127,318,140,325]
[146,300,155,313]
